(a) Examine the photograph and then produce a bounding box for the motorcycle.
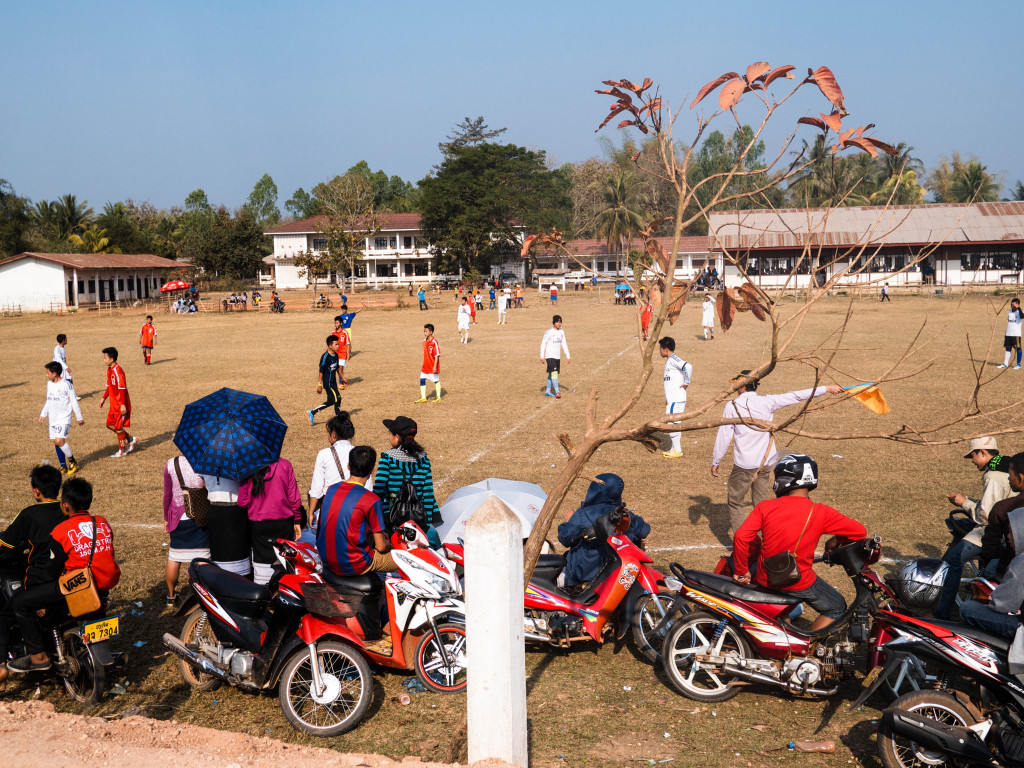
[659,536,898,702]
[443,504,680,662]
[850,606,1022,767]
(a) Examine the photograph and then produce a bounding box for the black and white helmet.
[773,453,819,495]
[892,558,948,613]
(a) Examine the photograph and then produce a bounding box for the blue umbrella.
[616,283,630,290]
[174,388,287,481]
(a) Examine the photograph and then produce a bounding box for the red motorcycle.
[444,505,678,662]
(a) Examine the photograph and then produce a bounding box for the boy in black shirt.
[0,464,65,690]
[307,336,341,426]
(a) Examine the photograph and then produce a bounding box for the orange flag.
[843,383,890,415]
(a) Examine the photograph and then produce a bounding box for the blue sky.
[3,1,1021,211]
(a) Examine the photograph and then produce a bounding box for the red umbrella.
[160,280,191,292]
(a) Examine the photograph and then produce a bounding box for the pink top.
[238,458,303,523]
[163,456,206,533]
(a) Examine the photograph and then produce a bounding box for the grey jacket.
[991,509,1024,675]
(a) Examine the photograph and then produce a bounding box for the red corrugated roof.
[0,252,182,270]
[265,213,422,235]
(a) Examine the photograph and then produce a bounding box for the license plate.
[861,664,883,687]
[81,616,119,643]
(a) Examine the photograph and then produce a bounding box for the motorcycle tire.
[415,623,468,693]
[60,628,105,707]
[278,640,372,737]
[177,610,222,692]
[631,593,683,664]
[877,689,977,768]
[660,610,750,702]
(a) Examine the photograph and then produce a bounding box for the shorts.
[49,420,71,440]
[421,372,440,383]
[546,358,561,374]
[458,321,470,331]
[141,345,153,351]
[666,401,686,415]
[339,358,347,367]
[106,409,130,429]
[1005,335,1022,350]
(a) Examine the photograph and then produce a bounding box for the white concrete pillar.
[72,268,79,309]
[465,496,527,768]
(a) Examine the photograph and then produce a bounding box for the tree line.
[1,117,1019,280]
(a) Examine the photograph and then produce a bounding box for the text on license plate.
[82,616,119,643]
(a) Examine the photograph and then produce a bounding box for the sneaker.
[307,409,315,426]
[165,595,177,609]
[59,466,68,476]
[66,458,79,475]
[126,436,139,454]
[110,449,127,458]
[544,392,556,397]
[998,364,1009,369]
[6,655,51,674]
[663,450,684,459]
[433,397,442,403]
[555,393,561,399]
[1016,365,1022,370]
[414,397,428,403]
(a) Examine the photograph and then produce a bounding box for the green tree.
[878,142,924,181]
[344,161,418,212]
[1013,181,1024,201]
[787,135,873,207]
[284,187,320,220]
[438,116,508,158]
[308,172,384,292]
[418,142,571,273]
[69,225,121,253]
[244,173,281,229]
[869,169,926,205]
[175,189,216,269]
[926,153,1002,203]
[0,179,31,258]
[596,171,646,276]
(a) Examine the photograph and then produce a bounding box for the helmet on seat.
[891,558,948,613]
[773,453,819,496]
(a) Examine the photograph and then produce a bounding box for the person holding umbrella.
[238,457,302,585]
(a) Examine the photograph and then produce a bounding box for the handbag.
[761,503,818,589]
[389,480,429,532]
[174,457,210,528]
[59,515,102,617]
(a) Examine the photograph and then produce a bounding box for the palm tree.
[878,142,924,182]
[47,195,94,240]
[788,136,872,207]
[69,225,121,254]
[1011,180,1024,201]
[950,160,1001,203]
[595,171,646,277]
[869,169,926,206]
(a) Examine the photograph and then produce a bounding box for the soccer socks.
[1018,348,1023,366]
[420,380,427,398]
[116,431,128,451]
[54,444,67,469]
[671,431,682,453]
[551,372,559,394]
[545,375,553,395]
[60,442,73,461]
[1005,351,1014,367]
[435,382,442,399]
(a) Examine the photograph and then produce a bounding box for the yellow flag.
[844,383,890,415]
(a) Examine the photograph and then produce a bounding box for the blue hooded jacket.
[557,473,651,587]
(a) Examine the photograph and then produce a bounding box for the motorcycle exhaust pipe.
[882,708,994,764]
[721,661,838,696]
[163,632,232,683]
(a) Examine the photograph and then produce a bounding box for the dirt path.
[0,701,510,768]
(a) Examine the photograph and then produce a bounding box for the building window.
[312,238,327,251]
[118,279,125,291]
[389,237,397,249]
[596,261,605,272]
[78,282,85,294]
[404,263,413,276]
[87,280,96,293]
[374,237,388,250]
[403,236,413,249]
[414,263,429,276]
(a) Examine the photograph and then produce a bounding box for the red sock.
[116,431,127,450]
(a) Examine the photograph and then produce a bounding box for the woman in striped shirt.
[373,416,440,537]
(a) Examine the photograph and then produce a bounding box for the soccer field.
[0,290,1019,764]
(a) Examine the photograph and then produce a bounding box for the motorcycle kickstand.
[306,642,327,698]
[426,615,454,669]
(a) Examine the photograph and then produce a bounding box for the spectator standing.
[711,371,841,534]
[416,324,442,403]
[658,337,692,459]
[997,297,1022,369]
[308,412,359,532]
[540,315,571,398]
[199,473,250,576]
[881,282,891,302]
[488,285,496,309]
[374,416,441,535]
[238,458,302,585]
[550,284,558,305]
[162,454,211,606]
[701,293,716,341]
[418,286,428,311]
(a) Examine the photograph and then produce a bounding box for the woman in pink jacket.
[239,458,302,585]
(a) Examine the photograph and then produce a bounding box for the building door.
[67,281,74,305]
[109,279,116,300]
[144,278,150,298]
[99,280,106,302]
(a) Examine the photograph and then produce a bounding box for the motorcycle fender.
[847,651,908,712]
[298,613,360,646]
[407,601,464,633]
[88,640,114,667]
[636,566,662,594]
[173,592,199,618]
[616,582,644,641]
[266,634,307,688]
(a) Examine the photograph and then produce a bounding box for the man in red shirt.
[640,300,653,341]
[416,324,441,403]
[98,347,136,457]
[139,315,157,365]
[7,477,120,673]
[330,322,352,388]
[732,453,866,631]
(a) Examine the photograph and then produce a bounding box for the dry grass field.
[0,288,1021,766]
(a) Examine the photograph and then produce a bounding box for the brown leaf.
[762,65,796,87]
[638,97,663,117]
[738,284,767,321]
[649,283,663,308]
[810,66,847,115]
[630,151,642,162]
[820,111,843,133]
[621,78,653,95]
[689,71,741,109]
[617,119,637,129]
[853,123,875,138]
[797,116,827,131]
[520,234,538,258]
[595,104,630,132]
[595,87,633,104]
[718,79,745,111]
[866,136,899,156]
[667,282,690,325]
[837,126,858,145]
[745,61,771,85]
[843,137,878,157]
[718,289,736,331]
[646,239,670,276]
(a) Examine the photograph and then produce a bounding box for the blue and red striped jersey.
[316,481,385,576]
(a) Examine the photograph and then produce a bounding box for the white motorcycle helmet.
[892,558,949,613]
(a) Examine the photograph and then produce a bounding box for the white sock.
[671,432,682,452]
[1005,351,1013,366]
[60,442,72,458]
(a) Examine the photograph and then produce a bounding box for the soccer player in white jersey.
[997,297,1022,369]
[40,362,84,474]
[540,315,571,398]
[659,337,692,458]
[701,293,716,341]
[53,334,79,399]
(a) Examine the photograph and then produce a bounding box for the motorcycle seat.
[926,618,1011,653]
[194,562,271,603]
[682,569,803,605]
[321,569,383,595]
[535,553,566,572]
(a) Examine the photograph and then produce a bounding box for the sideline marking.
[435,340,638,491]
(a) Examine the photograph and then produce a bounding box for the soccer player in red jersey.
[98,347,136,457]
[416,324,441,403]
[331,322,352,388]
[139,315,157,364]
[640,300,653,341]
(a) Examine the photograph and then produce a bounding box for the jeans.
[786,576,847,619]
[935,538,982,620]
[960,599,1019,638]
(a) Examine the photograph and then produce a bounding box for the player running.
[416,324,441,403]
[40,362,84,474]
[53,334,79,400]
[139,315,157,364]
[308,336,342,425]
[99,347,136,458]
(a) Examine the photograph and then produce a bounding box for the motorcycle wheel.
[415,623,468,693]
[177,610,221,692]
[278,640,372,737]
[660,610,749,702]
[877,689,977,768]
[60,628,105,707]
[631,593,683,664]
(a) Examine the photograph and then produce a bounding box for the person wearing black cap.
[711,371,841,535]
[373,416,441,543]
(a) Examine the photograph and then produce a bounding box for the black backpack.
[389,481,429,532]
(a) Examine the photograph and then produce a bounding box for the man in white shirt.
[701,294,716,341]
[540,315,571,399]
[308,414,356,533]
[457,297,472,343]
[711,370,841,534]
[40,362,83,475]
[497,288,508,324]
[53,334,78,400]
[659,337,692,459]
[997,297,1022,369]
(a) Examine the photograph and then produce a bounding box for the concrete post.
[465,496,527,767]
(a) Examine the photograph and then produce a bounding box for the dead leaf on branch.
[797,116,828,131]
[689,71,741,109]
[762,65,796,87]
[718,289,736,331]
[667,282,690,325]
[821,111,843,132]
[745,61,771,84]
[646,238,670,277]
[737,283,769,321]
[808,66,847,116]
[718,79,745,111]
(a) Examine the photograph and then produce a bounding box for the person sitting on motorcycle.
[0,464,66,692]
[980,452,1024,579]
[936,436,1012,620]
[960,507,1024,639]
[7,477,120,674]
[732,453,866,631]
[557,473,649,589]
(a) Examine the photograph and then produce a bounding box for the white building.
[264,213,435,289]
[530,236,718,283]
[0,252,182,312]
